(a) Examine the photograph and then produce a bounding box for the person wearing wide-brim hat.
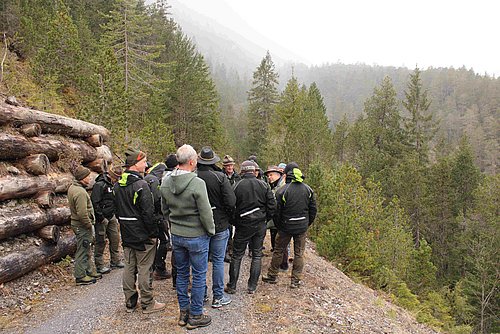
[196,147,236,308]
[222,155,240,186]
[264,165,289,270]
[198,146,221,165]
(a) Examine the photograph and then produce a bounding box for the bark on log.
[95,145,112,163]
[0,101,110,141]
[19,154,50,175]
[0,172,73,202]
[0,133,97,162]
[19,123,41,137]
[85,158,107,173]
[0,199,70,240]
[0,230,76,283]
[85,134,103,147]
[36,225,60,243]
[35,190,54,208]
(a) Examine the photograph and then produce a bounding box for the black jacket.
[197,165,236,233]
[233,173,276,227]
[114,170,156,250]
[90,173,115,223]
[144,163,167,223]
[223,168,241,186]
[274,168,317,235]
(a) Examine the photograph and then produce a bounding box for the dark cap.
[124,147,146,167]
[165,153,178,169]
[284,162,300,175]
[240,160,258,173]
[74,166,91,181]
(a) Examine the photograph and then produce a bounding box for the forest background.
[0,1,498,333]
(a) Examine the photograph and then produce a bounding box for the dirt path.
[1,238,439,334]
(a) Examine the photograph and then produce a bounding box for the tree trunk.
[85,134,103,147]
[0,101,110,141]
[0,172,73,202]
[0,133,97,163]
[19,154,50,175]
[36,225,60,243]
[0,230,76,283]
[35,190,54,208]
[18,123,42,137]
[0,199,70,240]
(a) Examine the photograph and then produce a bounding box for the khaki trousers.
[122,241,156,308]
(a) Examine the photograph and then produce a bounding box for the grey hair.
[176,144,197,164]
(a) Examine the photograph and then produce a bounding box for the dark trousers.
[268,231,307,281]
[154,221,170,272]
[270,228,289,267]
[228,222,266,291]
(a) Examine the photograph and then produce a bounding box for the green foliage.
[246,51,279,157]
[450,136,482,216]
[160,29,223,150]
[461,175,499,334]
[262,77,332,168]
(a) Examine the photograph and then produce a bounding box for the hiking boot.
[89,272,103,280]
[211,295,232,308]
[153,269,172,280]
[178,309,189,326]
[224,285,236,294]
[142,301,166,314]
[111,261,125,268]
[75,275,97,285]
[262,275,277,284]
[290,278,302,289]
[186,314,211,330]
[97,266,111,274]
[279,264,289,272]
[126,304,137,313]
[247,288,256,294]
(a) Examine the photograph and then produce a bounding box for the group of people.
[67,144,316,330]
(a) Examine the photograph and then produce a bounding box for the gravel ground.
[1,238,439,334]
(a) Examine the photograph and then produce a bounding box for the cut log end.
[36,225,60,243]
[36,190,55,208]
[19,123,42,137]
[85,134,103,147]
[21,154,50,175]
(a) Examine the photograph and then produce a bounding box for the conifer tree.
[451,136,482,216]
[358,76,405,197]
[332,114,350,163]
[462,175,499,334]
[302,82,333,168]
[246,51,279,157]
[397,67,436,245]
[100,0,163,94]
[161,29,223,149]
[402,67,435,162]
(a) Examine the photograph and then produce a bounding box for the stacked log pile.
[0,98,112,283]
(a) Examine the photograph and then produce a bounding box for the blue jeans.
[172,234,210,315]
[209,229,229,299]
